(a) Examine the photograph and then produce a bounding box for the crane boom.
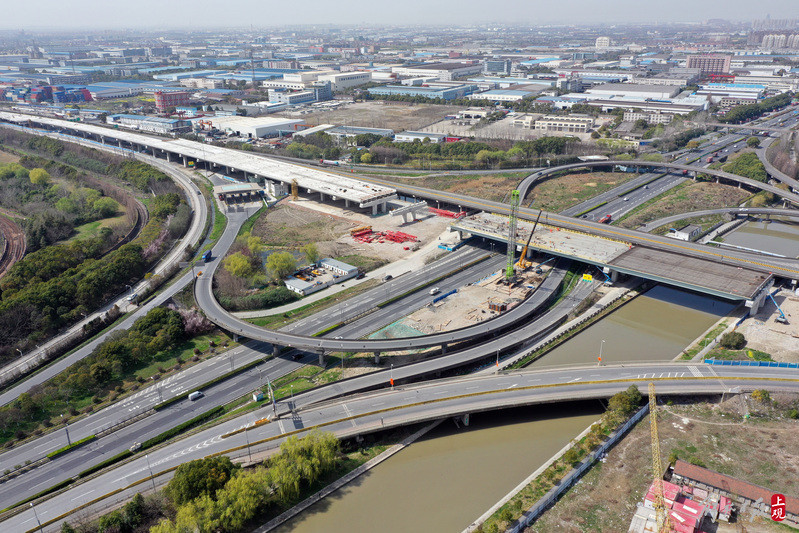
[649,382,673,532]
[505,190,520,282]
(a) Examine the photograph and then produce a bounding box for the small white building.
[394,131,447,143]
[317,71,372,91]
[668,224,702,242]
[318,258,358,278]
[206,116,305,138]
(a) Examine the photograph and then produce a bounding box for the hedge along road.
[0,128,209,407]
[7,363,799,533]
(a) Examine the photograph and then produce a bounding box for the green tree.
[746,136,761,148]
[165,456,239,506]
[266,251,297,281]
[360,152,373,164]
[685,140,701,150]
[29,168,51,185]
[720,331,746,349]
[93,197,120,218]
[223,252,254,278]
[303,243,319,265]
[246,234,264,255]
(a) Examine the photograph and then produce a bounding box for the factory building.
[154,91,190,112]
[534,115,595,134]
[106,114,191,134]
[686,54,732,75]
[368,83,478,101]
[205,116,306,138]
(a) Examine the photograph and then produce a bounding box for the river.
[273,404,602,533]
[722,218,799,258]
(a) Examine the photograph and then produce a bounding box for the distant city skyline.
[2,0,798,30]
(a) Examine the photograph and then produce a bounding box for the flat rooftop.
[609,246,770,299]
[0,111,396,207]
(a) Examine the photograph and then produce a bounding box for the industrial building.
[534,115,595,134]
[471,88,540,102]
[394,131,447,143]
[686,54,732,75]
[483,59,512,76]
[326,125,394,142]
[367,83,478,101]
[317,71,372,91]
[155,91,190,112]
[390,62,483,81]
[667,224,702,241]
[623,110,674,125]
[585,83,680,100]
[106,114,191,134]
[205,116,306,138]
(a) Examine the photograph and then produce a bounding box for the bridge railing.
[704,359,799,369]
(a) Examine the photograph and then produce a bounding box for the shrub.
[720,331,746,350]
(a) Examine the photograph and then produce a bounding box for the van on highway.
[188,391,204,401]
[429,287,440,295]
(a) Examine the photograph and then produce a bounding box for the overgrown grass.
[680,321,728,360]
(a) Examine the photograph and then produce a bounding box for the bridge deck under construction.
[608,246,771,300]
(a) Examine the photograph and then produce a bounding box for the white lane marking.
[568,378,582,383]
[34,441,57,452]
[71,490,94,501]
[689,366,703,378]
[343,404,357,428]
[373,401,385,406]
[278,419,286,434]
[507,383,518,389]
[465,386,479,390]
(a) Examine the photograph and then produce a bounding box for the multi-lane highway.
[5,363,799,532]
[2,107,799,531]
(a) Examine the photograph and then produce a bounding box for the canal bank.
[271,404,602,533]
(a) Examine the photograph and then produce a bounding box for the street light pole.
[60,413,71,446]
[30,503,43,533]
[244,419,252,463]
[598,339,605,365]
[145,454,157,492]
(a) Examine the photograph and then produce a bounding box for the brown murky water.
[722,218,799,258]
[531,285,736,367]
[273,405,601,533]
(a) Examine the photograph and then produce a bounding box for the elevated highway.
[640,207,799,233]
[5,363,799,532]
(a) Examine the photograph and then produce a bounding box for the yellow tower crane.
[649,382,674,533]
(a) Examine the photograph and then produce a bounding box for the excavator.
[515,211,542,271]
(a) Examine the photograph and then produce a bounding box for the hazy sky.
[2,0,798,30]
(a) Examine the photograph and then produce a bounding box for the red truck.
[706,156,714,163]
[598,214,612,224]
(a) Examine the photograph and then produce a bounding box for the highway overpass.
[5,363,799,532]
[0,111,398,214]
[640,207,799,233]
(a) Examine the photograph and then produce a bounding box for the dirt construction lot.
[278,101,463,132]
[620,181,752,229]
[527,171,635,212]
[530,397,799,533]
[252,198,452,264]
[735,288,799,362]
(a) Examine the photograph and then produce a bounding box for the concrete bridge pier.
[441,343,448,354]
[374,351,381,365]
[344,199,350,208]
[151,148,156,157]
[118,140,123,148]
[272,345,281,357]
[317,350,326,366]
[182,156,188,167]
[320,192,326,202]
[166,152,172,163]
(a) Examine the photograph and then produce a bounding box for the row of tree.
[151,432,340,533]
[719,92,793,124]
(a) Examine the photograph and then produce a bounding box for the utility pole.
[30,503,43,533]
[145,454,157,493]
